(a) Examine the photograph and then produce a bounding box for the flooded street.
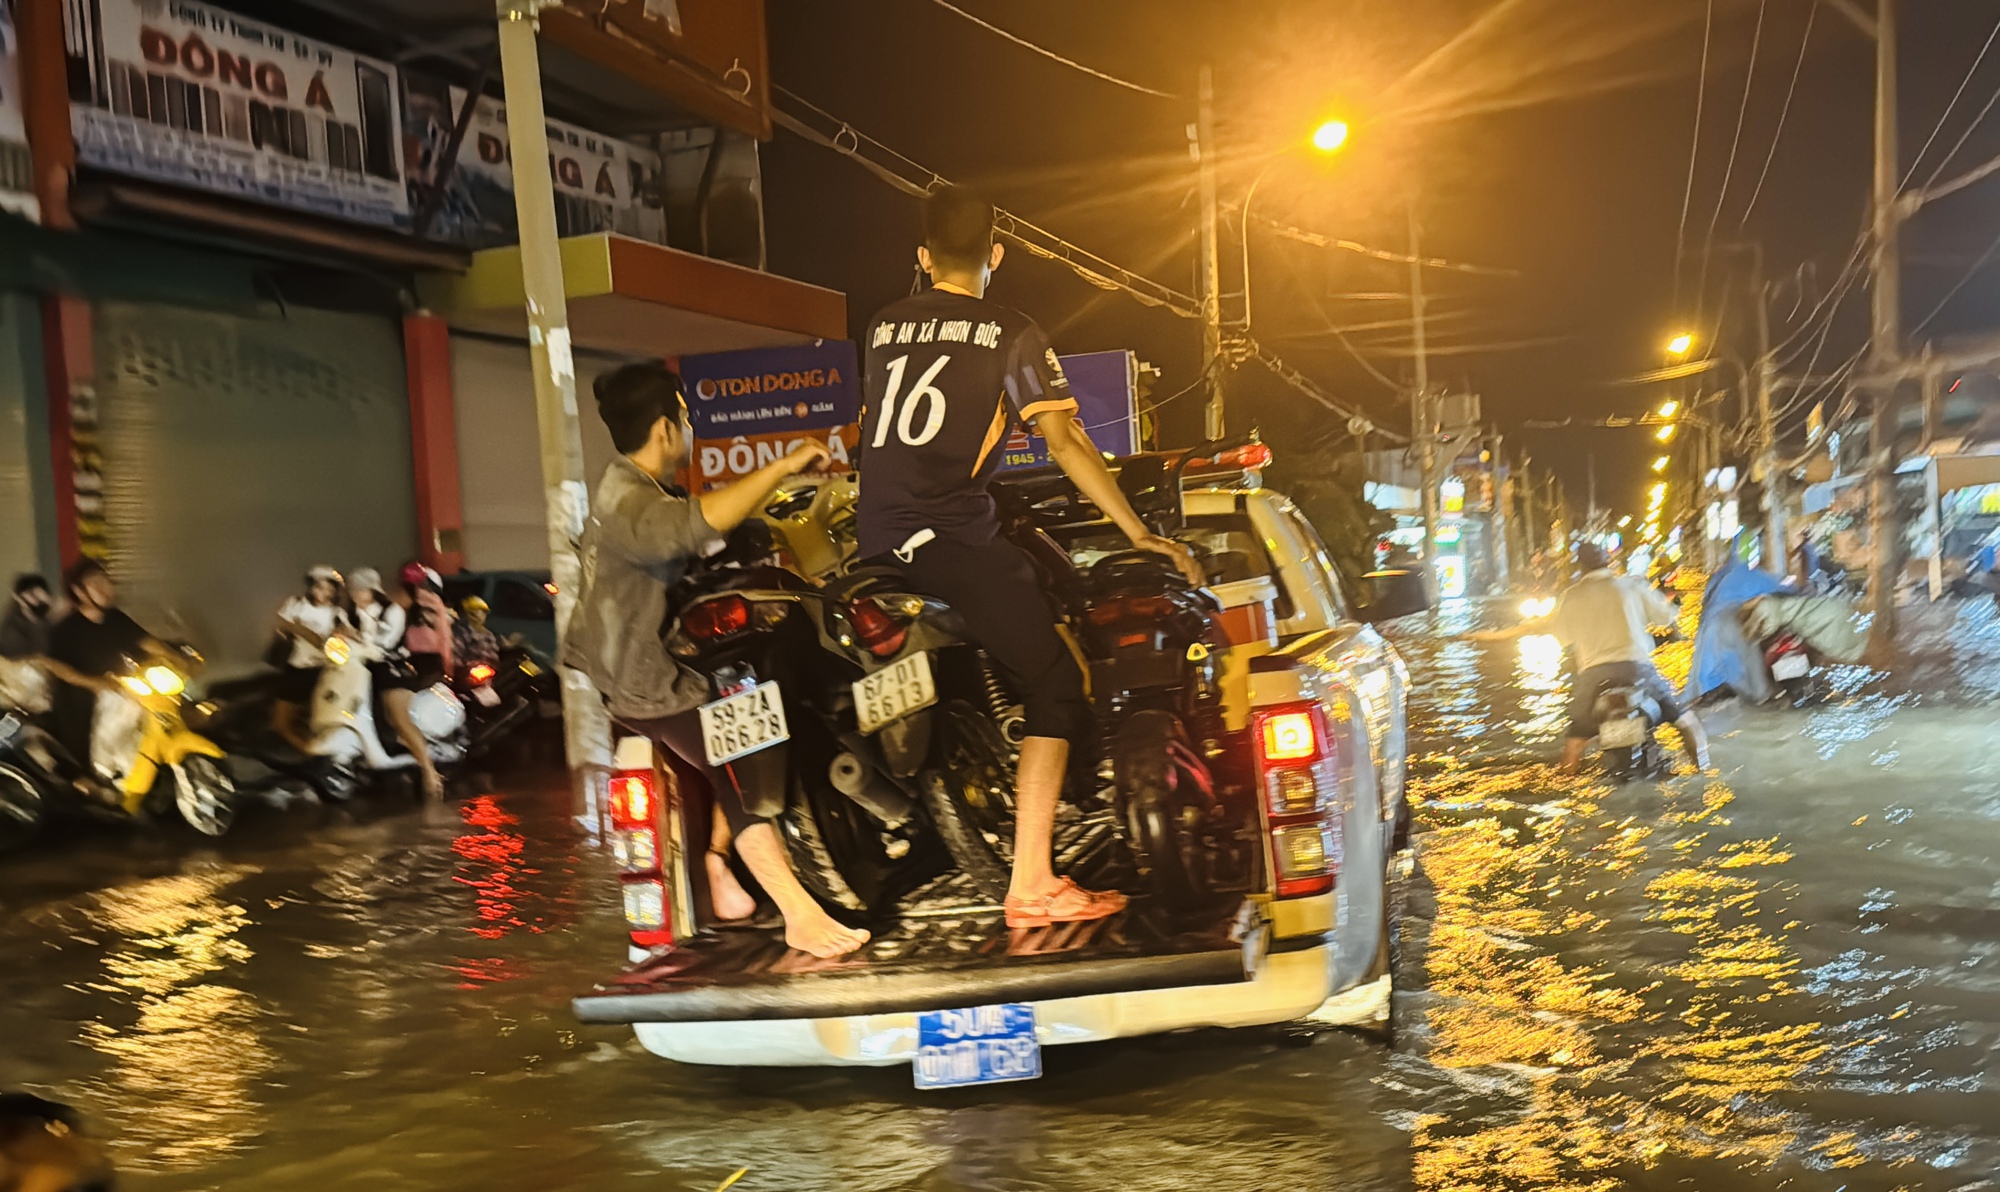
[6,601,2000,1190]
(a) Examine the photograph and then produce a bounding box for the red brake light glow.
[468,663,496,684]
[684,595,751,641]
[1088,594,1177,627]
[608,772,657,828]
[848,598,908,657]
[1259,711,1320,763]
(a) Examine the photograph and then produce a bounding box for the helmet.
[461,595,489,613]
[307,565,343,586]
[399,561,442,592]
[347,567,382,595]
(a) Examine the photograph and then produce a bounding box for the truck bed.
[575,816,1269,1024]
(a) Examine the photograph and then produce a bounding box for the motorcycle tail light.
[1213,442,1274,471]
[468,663,496,685]
[684,595,751,641]
[849,597,909,657]
[1087,594,1177,628]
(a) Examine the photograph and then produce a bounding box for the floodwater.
[5,598,2000,1190]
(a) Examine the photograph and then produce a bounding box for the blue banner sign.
[999,349,1138,470]
[680,340,862,493]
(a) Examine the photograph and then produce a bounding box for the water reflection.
[78,864,272,1170]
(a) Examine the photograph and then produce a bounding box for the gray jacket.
[562,455,723,720]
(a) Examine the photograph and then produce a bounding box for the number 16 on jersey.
[873,354,952,448]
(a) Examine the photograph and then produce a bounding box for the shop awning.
[416,233,848,357]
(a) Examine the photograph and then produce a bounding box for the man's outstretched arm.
[1034,410,1204,586]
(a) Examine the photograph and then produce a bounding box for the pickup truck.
[572,456,1426,1079]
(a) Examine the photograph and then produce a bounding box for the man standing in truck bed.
[856,184,1202,928]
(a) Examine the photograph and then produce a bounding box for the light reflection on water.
[0,599,1996,1188]
[76,864,273,1170]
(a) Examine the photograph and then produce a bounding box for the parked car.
[572,444,1428,1082]
[441,570,558,663]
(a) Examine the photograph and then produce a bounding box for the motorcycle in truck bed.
[573,439,1431,1080]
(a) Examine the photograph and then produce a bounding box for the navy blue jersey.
[856,289,1078,557]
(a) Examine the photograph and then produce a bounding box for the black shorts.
[1567,661,1683,740]
[882,535,1091,750]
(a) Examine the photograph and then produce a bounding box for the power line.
[1739,0,1816,229]
[1694,0,1767,313]
[1901,13,2000,191]
[1672,0,1717,314]
[920,0,1176,98]
[1251,216,1518,276]
[769,87,1405,442]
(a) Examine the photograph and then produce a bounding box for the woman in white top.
[272,565,348,751]
[348,566,443,800]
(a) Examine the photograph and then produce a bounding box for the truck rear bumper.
[623,940,1338,1067]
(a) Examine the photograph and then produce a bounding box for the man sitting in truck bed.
[855,184,1204,928]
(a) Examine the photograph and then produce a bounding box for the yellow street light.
[1311,120,1351,153]
[1655,423,1677,442]
[1657,399,1680,418]
[1667,332,1695,357]
[1618,515,1633,528]
[1648,482,1668,505]
[1651,455,1670,472]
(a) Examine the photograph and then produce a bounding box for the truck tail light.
[1254,702,1336,898]
[609,764,673,947]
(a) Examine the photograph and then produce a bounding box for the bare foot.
[781,908,871,959]
[705,850,757,921]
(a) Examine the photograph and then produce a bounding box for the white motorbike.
[309,635,466,798]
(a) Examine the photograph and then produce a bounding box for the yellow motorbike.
[93,644,236,835]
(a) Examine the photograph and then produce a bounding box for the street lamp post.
[1238,119,1348,337]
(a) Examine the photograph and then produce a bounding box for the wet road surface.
[5,599,2000,1190]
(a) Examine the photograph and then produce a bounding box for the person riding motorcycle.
[348,565,445,800]
[1548,543,1711,773]
[392,562,454,798]
[855,184,1202,929]
[39,560,160,782]
[453,595,501,683]
[560,363,855,957]
[271,565,347,753]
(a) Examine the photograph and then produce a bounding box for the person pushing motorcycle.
[858,184,1203,928]
[563,363,866,959]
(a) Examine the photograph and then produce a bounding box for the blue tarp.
[1684,552,1786,703]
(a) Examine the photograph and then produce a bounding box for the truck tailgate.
[574,899,1268,1024]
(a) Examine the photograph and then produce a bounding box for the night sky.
[759,0,2000,524]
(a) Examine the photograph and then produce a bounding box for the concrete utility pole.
[497,0,608,776]
[1488,431,1512,591]
[1866,0,1903,651]
[1195,65,1225,440]
[1411,204,1439,564]
[1745,243,1787,573]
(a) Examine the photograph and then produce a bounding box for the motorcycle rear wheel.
[917,700,1015,902]
[1113,710,1209,910]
